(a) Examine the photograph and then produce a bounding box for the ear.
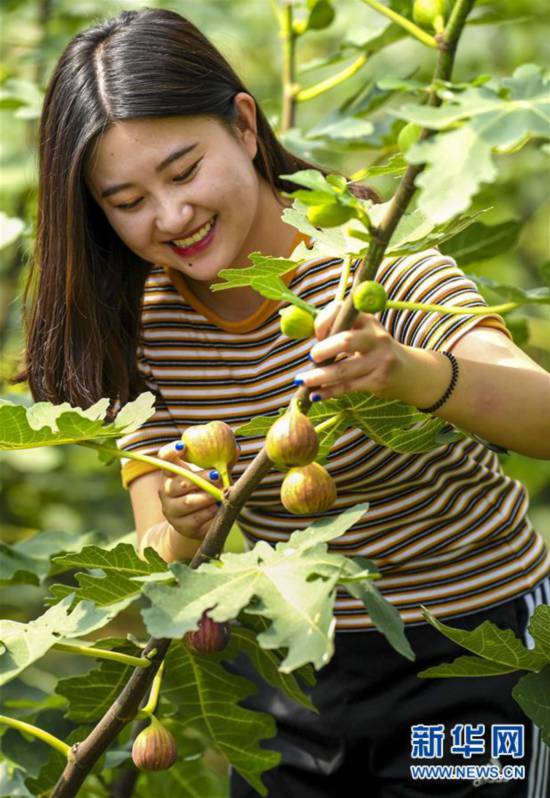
[232,92,258,159]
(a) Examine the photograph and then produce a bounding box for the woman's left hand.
[294,300,405,402]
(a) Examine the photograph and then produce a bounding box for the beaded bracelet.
[418,351,459,414]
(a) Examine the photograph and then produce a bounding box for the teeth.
[172,217,215,248]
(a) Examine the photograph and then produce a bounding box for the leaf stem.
[386,300,518,316]
[314,415,343,436]
[53,642,151,669]
[335,254,353,302]
[0,714,71,757]
[359,0,438,48]
[296,53,369,102]
[281,0,298,131]
[138,661,165,718]
[79,441,223,500]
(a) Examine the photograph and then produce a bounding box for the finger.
[168,490,219,516]
[299,353,373,392]
[314,300,343,343]
[310,328,376,365]
[176,505,219,540]
[163,467,222,500]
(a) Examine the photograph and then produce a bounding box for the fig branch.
[52,2,476,794]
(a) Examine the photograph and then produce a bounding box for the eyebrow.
[100,143,198,199]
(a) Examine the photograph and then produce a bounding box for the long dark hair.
[13,7,377,415]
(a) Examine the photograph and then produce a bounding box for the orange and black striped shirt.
[118,232,550,630]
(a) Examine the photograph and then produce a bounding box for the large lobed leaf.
[397,64,550,223]
[419,605,548,678]
[0,393,156,450]
[159,641,279,795]
[0,595,130,686]
[47,543,169,607]
[142,504,413,670]
[237,392,461,465]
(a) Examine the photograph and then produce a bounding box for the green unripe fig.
[307,202,355,228]
[352,281,388,314]
[412,0,449,32]
[279,306,316,340]
[184,611,231,654]
[180,421,238,486]
[266,403,319,468]
[397,122,422,153]
[131,717,177,771]
[280,462,337,515]
[307,0,335,30]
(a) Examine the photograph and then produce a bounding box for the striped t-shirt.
[118,230,550,630]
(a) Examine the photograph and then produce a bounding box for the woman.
[15,8,550,797]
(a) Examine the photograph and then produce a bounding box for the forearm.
[392,344,550,460]
[138,521,201,563]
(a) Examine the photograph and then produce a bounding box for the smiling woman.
[10,6,550,798]
[12,7,376,412]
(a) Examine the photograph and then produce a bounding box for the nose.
[155,198,193,238]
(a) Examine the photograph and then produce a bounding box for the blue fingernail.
[293,376,304,385]
[311,393,322,402]
[209,469,219,480]
[308,353,315,361]
[175,441,184,451]
[216,501,222,507]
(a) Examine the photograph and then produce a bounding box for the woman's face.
[85,93,287,283]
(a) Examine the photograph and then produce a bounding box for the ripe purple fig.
[266,403,319,468]
[183,611,231,655]
[280,462,337,515]
[131,716,177,771]
[180,421,239,486]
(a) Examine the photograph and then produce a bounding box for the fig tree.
[180,421,238,485]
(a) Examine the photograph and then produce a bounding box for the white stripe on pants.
[524,575,550,798]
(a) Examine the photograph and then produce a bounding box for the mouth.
[167,215,217,257]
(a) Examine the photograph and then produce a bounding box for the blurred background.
[1,0,549,624]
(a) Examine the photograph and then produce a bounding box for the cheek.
[107,212,149,251]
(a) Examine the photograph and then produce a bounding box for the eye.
[115,161,201,211]
[173,160,200,183]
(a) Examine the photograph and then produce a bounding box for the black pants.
[228,579,549,797]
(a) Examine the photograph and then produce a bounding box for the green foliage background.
[1,0,549,628]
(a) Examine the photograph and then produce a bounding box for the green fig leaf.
[143,504,408,670]
[0,596,130,686]
[421,606,547,672]
[0,393,156,450]
[46,543,169,607]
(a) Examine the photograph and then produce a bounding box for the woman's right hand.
[156,441,222,540]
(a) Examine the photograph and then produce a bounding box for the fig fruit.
[412,0,449,32]
[397,122,422,153]
[183,611,231,654]
[352,281,388,314]
[131,716,177,771]
[280,462,337,515]
[180,421,238,486]
[307,202,355,228]
[279,305,315,340]
[266,403,319,468]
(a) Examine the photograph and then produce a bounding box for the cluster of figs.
[178,411,337,521]
[134,282,391,771]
